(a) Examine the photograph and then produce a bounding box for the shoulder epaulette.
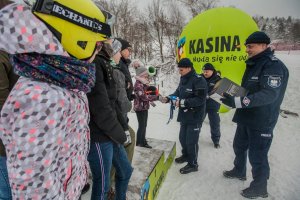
[195,74,202,78]
[268,54,279,61]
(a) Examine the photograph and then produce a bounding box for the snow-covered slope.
[128,51,300,200]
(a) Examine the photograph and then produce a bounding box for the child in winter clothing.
[0,0,109,199]
[0,50,19,199]
[134,67,158,148]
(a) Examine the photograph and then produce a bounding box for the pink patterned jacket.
[133,80,157,112]
[0,77,90,200]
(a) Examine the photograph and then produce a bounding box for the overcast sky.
[219,0,300,18]
[137,0,300,19]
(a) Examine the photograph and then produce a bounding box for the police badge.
[267,76,281,88]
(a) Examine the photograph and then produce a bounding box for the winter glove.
[145,85,158,96]
[159,96,169,103]
[220,93,236,108]
[220,92,245,108]
[129,94,136,101]
[123,130,132,147]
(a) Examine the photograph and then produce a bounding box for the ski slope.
[127,51,300,200]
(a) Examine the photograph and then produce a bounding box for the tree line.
[94,0,300,63]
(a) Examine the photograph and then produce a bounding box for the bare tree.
[178,0,218,17]
[94,0,137,38]
[147,0,169,62]
[165,2,186,57]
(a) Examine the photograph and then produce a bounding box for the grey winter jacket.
[112,61,132,114]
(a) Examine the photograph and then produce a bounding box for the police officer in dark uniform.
[221,31,289,199]
[202,63,222,148]
[162,58,207,174]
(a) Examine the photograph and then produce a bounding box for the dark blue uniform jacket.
[233,48,289,129]
[204,72,221,110]
[171,70,207,124]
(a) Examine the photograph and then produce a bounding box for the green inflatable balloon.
[177,7,258,112]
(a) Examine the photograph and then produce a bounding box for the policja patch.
[267,76,281,88]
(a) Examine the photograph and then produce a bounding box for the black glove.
[129,94,136,100]
[145,86,158,96]
[220,92,236,108]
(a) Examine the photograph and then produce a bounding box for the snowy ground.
[126,51,300,200]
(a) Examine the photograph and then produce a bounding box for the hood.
[0,2,68,56]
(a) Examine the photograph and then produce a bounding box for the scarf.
[11,53,96,93]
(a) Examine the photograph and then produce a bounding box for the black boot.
[179,163,198,174]
[143,140,152,148]
[174,155,188,164]
[214,143,220,149]
[143,143,152,148]
[240,186,268,199]
[223,169,246,180]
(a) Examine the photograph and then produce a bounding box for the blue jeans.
[88,141,133,200]
[0,156,12,200]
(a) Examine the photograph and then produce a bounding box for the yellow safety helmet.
[32,0,111,59]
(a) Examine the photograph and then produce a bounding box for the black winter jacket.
[204,71,221,110]
[233,48,289,129]
[171,70,207,124]
[119,57,133,100]
[87,52,127,144]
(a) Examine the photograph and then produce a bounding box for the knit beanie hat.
[116,38,132,51]
[111,39,122,56]
[101,42,113,58]
[178,58,193,68]
[130,59,144,69]
[202,63,215,71]
[135,66,148,76]
[245,31,271,45]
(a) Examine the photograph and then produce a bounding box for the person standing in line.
[111,39,135,160]
[161,58,207,174]
[115,38,136,159]
[133,67,158,149]
[0,0,109,198]
[106,39,135,199]
[87,42,133,200]
[221,31,289,199]
[0,50,19,200]
[201,63,222,148]
[116,38,134,101]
